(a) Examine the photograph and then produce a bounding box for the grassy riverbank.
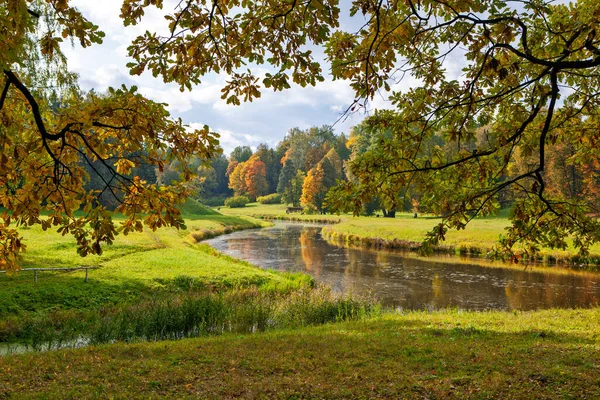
[0,200,374,347]
[2,200,600,398]
[2,308,600,398]
[220,203,600,265]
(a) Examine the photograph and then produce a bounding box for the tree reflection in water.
[206,222,600,311]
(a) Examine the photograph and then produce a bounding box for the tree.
[227,154,268,200]
[301,164,325,213]
[1,1,221,270]
[301,157,337,213]
[243,155,269,200]
[228,162,246,197]
[323,0,600,259]
[230,146,253,163]
[277,159,297,205]
[289,171,306,208]
[255,143,282,193]
[5,0,600,268]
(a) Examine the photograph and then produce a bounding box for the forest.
[87,117,599,222]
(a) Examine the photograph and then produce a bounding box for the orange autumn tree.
[228,162,246,196]
[302,156,338,213]
[243,156,269,201]
[227,155,268,201]
[300,164,325,213]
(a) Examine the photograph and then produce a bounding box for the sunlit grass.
[0,206,284,320]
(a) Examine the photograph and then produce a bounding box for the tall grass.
[2,285,379,353]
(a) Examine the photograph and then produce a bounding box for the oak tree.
[5,0,600,267]
[125,0,600,257]
[1,1,219,270]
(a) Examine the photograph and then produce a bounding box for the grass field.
[1,200,281,317]
[2,200,373,347]
[2,200,600,399]
[2,308,599,398]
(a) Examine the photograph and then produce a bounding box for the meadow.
[1,308,599,398]
[2,200,600,398]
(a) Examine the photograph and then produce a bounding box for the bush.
[198,195,228,207]
[257,193,281,204]
[224,196,250,208]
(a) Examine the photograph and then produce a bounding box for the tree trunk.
[382,209,396,218]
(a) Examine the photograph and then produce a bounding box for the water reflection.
[205,222,600,311]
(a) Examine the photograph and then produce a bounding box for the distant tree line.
[83,117,598,218]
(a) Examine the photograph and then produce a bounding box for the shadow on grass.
[1,313,599,398]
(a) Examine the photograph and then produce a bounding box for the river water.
[205,221,600,311]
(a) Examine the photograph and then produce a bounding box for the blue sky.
[61,1,428,154]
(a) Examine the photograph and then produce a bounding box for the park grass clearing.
[1,308,600,398]
[219,202,345,223]
[321,214,600,265]
[3,199,370,345]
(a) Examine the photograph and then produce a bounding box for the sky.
[60,1,444,155]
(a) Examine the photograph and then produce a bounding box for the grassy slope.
[2,308,599,398]
[0,200,296,318]
[220,203,600,262]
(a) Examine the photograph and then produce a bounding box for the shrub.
[257,193,281,204]
[224,196,250,208]
[198,195,228,207]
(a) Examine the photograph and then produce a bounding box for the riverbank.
[1,200,374,348]
[2,200,600,398]
[219,203,600,266]
[2,308,599,398]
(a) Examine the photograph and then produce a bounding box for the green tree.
[255,143,281,193]
[230,146,253,163]
[277,159,297,205]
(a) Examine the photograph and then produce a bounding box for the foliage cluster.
[224,196,250,208]
[256,193,281,204]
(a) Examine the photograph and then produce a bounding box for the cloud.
[59,3,451,155]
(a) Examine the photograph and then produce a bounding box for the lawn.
[1,308,599,398]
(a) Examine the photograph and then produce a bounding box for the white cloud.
[59,2,455,154]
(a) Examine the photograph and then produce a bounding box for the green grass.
[0,207,292,325]
[322,214,600,263]
[1,308,599,398]
[219,202,345,222]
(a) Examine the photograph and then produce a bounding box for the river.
[205,221,600,310]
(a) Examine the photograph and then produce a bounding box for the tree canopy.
[3,0,600,267]
[1,1,219,270]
